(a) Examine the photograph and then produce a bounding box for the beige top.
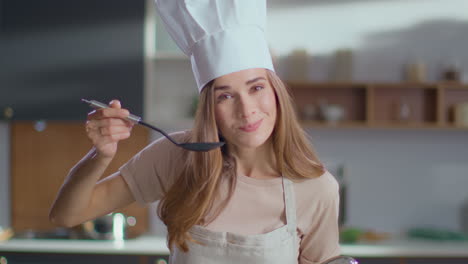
[120,131,341,264]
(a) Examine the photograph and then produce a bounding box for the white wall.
[310,128,468,233]
[0,122,10,229]
[268,0,468,82]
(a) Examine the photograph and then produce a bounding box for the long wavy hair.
[158,70,324,252]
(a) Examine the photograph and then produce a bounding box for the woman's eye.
[252,85,264,92]
[217,94,232,101]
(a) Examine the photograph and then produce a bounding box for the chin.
[233,131,273,149]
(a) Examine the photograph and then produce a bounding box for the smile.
[239,119,263,132]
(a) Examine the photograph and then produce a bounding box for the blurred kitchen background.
[1,0,468,263]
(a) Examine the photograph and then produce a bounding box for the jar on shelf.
[286,49,309,82]
[404,61,426,82]
[440,61,461,82]
[330,49,353,82]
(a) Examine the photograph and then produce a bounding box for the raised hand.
[85,100,134,159]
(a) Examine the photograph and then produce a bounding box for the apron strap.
[282,176,297,235]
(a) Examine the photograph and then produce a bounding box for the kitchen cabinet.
[10,121,149,238]
[0,122,10,229]
[288,82,468,130]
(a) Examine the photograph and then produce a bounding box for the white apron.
[170,176,299,264]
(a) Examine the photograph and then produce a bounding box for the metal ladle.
[321,256,359,264]
[82,99,225,152]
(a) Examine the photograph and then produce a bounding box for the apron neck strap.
[282,176,297,234]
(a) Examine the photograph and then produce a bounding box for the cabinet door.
[1,0,145,120]
[11,121,149,238]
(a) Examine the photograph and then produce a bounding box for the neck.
[227,139,279,179]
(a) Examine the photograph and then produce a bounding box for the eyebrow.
[214,77,267,91]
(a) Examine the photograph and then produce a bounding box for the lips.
[239,119,263,132]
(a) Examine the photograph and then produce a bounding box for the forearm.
[49,147,113,227]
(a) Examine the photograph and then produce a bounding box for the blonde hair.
[158,70,324,252]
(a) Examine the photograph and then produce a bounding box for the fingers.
[88,129,131,145]
[85,100,134,148]
[87,99,130,121]
[88,108,130,120]
[109,99,121,109]
[86,117,133,136]
[87,118,133,130]
[85,119,132,148]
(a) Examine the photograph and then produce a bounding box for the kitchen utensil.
[82,99,225,152]
[321,256,358,264]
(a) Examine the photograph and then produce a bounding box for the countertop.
[1,236,468,257]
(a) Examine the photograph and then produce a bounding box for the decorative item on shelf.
[286,48,309,82]
[453,102,468,127]
[462,71,468,83]
[318,99,345,124]
[301,104,317,120]
[330,48,353,82]
[393,98,411,122]
[441,61,461,82]
[404,61,426,82]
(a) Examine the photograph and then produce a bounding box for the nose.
[237,94,256,118]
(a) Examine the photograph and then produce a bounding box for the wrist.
[89,147,114,164]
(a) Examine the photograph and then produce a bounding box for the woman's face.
[213,68,277,150]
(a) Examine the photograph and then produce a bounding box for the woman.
[50,0,341,263]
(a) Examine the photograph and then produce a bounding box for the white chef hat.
[155,0,275,92]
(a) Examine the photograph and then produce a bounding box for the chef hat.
[155,0,275,92]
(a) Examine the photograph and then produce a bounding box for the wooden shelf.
[300,120,367,129]
[287,82,468,130]
[300,121,468,130]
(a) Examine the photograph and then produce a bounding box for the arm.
[49,100,135,227]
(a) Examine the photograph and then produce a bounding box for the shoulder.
[130,130,191,167]
[292,170,339,208]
